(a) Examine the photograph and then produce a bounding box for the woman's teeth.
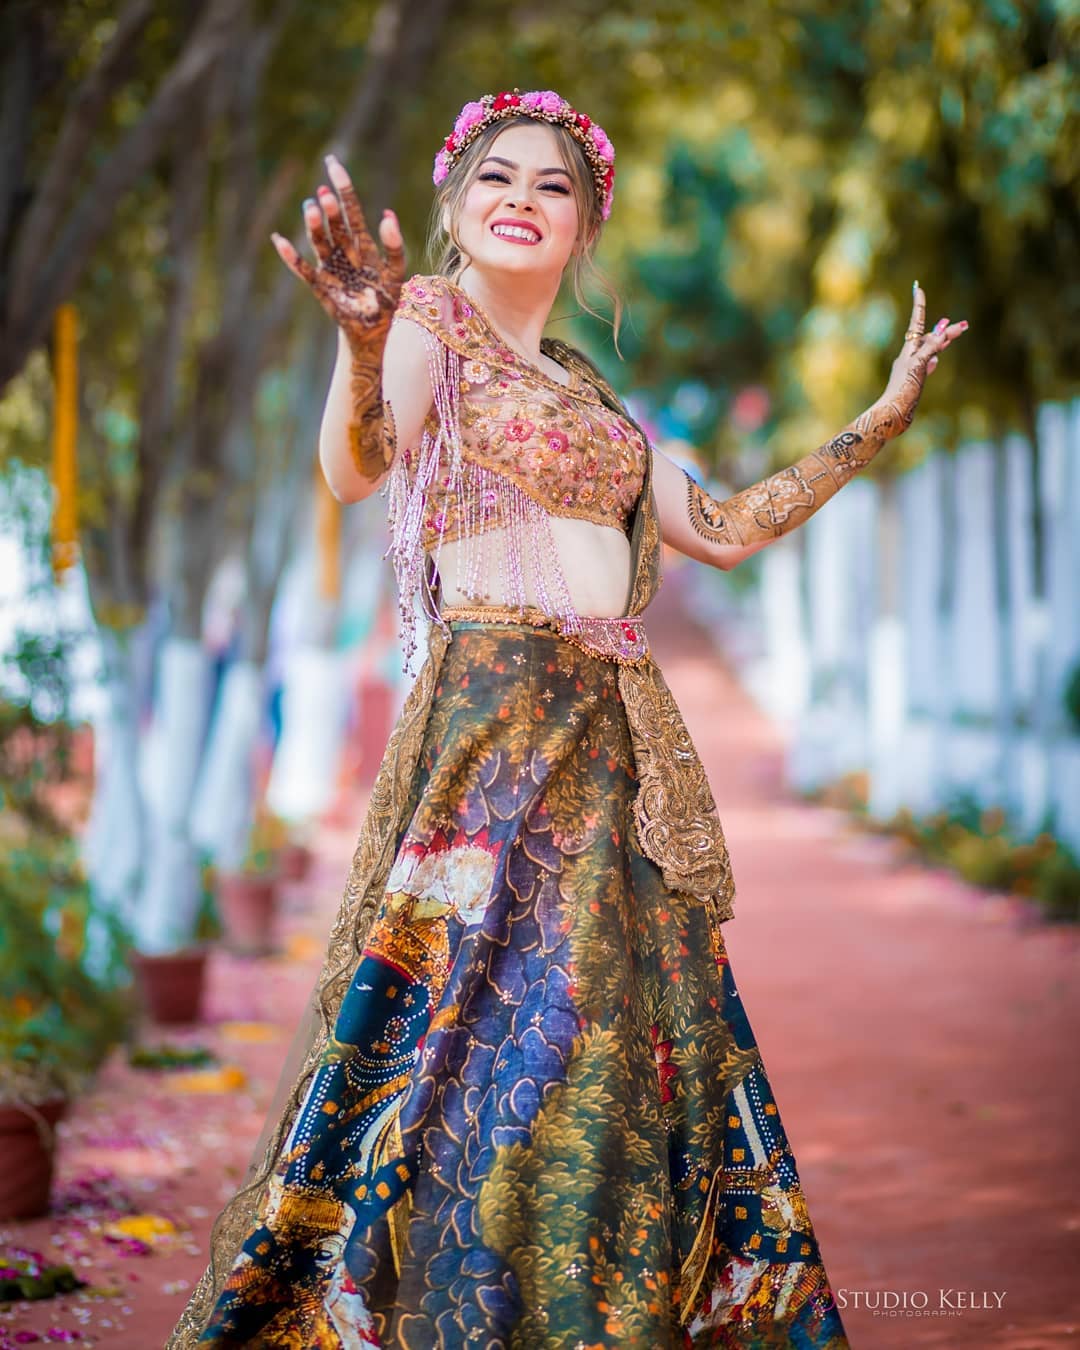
[492,224,540,243]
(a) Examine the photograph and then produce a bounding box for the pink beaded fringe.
[384,332,585,669]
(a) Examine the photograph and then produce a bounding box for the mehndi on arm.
[343,321,397,482]
[679,290,971,565]
[682,398,906,553]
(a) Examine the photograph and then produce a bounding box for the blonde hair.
[425,117,624,353]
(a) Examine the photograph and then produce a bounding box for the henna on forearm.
[321,242,400,483]
[685,399,906,547]
[277,160,406,488]
[345,336,397,481]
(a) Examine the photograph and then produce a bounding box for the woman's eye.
[477,171,569,195]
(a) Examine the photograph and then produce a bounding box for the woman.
[170,89,966,1348]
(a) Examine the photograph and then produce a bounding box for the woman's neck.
[456,267,560,367]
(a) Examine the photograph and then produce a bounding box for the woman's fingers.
[907,283,927,343]
[325,154,380,266]
[302,197,333,260]
[379,210,406,288]
[916,316,969,362]
[317,183,352,254]
[271,232,319,288]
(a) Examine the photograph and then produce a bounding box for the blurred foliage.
[575,0,1079,468]
[0,839,133,1105]
[0,621,131,1105]
[237,806,289,877]
[0,1249,84,1302]
[887,791,1080,923]
[814,773,1080,921]
[128,1042,218,1071]
[0,630,81,834]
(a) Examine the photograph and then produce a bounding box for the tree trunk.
[990,429,1018,820]
[132,636,215,953]
[83,625,147,965]
[189,658,264,871]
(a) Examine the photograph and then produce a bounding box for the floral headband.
[432,90,616,221]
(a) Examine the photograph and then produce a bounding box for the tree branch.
[2,0,244,388]
[7,0,159,305]
[0,8,38,277]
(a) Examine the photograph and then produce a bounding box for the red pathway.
[3,581,1078,1348]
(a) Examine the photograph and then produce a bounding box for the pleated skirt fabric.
[199,621,850,1348]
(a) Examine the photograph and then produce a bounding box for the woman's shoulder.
[394,273,467,336]
[394,273,513,368]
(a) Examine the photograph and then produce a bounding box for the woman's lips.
[490,220,542,245]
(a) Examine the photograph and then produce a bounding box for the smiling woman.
[170,83,965,1350]
[425,117,622,348]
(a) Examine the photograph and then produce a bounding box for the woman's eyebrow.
[480,156,571,177]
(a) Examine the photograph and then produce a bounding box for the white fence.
[687,396,1080,851]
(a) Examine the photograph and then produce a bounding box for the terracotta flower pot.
[131,947,209,1024]
[278,842,313,883]
[217,872,279,956]
[0,1098,67,1219]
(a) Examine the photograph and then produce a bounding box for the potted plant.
[214,807,287,956]
[130,859,221,1024]
[0,841,131,1219]
[277,827,315,884]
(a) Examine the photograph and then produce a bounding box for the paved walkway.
[3,579,1077,1348]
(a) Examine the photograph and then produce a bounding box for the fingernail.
[326,152,339,164]
[960,320,969,329]
[913,279,919,293]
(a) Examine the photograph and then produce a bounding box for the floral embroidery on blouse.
[392,274,647,553]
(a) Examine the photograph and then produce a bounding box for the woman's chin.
[468,239,565,278]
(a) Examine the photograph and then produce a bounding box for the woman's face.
[450,122,581,285]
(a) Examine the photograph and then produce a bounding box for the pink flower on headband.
[454,101,487,136]
[433,148,451,185]
[591,125,615,164]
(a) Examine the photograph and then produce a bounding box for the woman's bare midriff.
[433,514,634,618]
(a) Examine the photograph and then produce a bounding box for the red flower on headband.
[492,91,522,111]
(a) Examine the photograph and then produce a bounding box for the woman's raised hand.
[875,284,969,437]
[271,154,406,348]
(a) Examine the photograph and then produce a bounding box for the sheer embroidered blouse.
[384,274,648,663]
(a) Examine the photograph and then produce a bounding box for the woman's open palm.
[877,284,969,437]
[271,154,406,348]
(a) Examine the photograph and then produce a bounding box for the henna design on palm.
[271,155,406,481]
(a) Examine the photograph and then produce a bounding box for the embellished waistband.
[439,604,650,666]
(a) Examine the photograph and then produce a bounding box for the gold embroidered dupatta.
[167,338,736,1349]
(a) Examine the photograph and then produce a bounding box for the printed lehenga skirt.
[194,620,850,1349]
